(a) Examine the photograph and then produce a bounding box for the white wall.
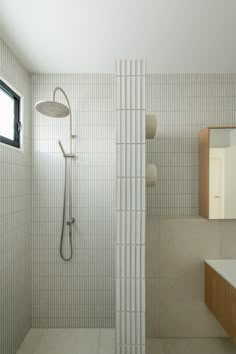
[224,145,236,218]
[0,39,32,354]
[210,129,231,148]
[32,73,115,328]
[0,0,236,73]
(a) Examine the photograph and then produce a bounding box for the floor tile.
[17,329,116,354]
[99,329,115,354]
[17,329,44,354]
[161,338,236,354]
[34,329,100,354]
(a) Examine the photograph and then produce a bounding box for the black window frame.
[0,79,21,148]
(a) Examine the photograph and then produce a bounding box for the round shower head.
[35,100,70,118]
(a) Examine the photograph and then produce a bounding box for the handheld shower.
[58,140,76,158]
[58,140,66,156]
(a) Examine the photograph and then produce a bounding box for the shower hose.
[60,158,73,261]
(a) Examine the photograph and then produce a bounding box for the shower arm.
[53,87,75,153]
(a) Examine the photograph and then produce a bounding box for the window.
[0,80,21,148]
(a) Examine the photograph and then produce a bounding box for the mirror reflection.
[209,128,236,219]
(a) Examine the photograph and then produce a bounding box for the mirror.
[199,127,236,219]
[209,128,236,219]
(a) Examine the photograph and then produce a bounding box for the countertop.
[205,259,236,289]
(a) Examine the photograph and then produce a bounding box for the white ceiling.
[0,0,236,73]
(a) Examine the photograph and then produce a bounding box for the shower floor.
[16,329,115,354]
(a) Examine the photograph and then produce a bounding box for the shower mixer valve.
[67,217,75,226]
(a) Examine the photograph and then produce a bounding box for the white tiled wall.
[146,74,236,217]
[116,60,146,354]
[0,39,32,354]
[32,74,115,328]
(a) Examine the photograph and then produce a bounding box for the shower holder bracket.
[64,153,76,158]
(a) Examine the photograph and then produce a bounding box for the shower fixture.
[35,87,76,261]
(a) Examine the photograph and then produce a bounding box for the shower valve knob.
[67,217,75,226]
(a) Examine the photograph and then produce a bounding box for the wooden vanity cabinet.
[205,263,218,314]
[205,263,234,337]
[218,273,230,333]
[229,286,236,338]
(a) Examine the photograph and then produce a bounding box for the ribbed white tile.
[116,60,146,354]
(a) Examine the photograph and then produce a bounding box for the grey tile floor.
[146,338,236,354]
[16,329,115,354]
[17,331,236,354]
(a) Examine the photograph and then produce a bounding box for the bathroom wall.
[0,39,32,354]
[146,217,236,338]
[145,73,236,338]
[32,73,115,328]
[146,74,235,217]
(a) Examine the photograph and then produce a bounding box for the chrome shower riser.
[35,87,76,262]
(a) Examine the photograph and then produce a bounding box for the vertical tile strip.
[116,60,146,354]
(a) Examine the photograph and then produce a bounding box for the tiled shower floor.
[16,329,115,354]
[17,331,236,354]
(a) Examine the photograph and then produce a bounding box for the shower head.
[35,100,70,118]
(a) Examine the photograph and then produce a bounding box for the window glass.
[0,80,21,148]
[0,88,15,140]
